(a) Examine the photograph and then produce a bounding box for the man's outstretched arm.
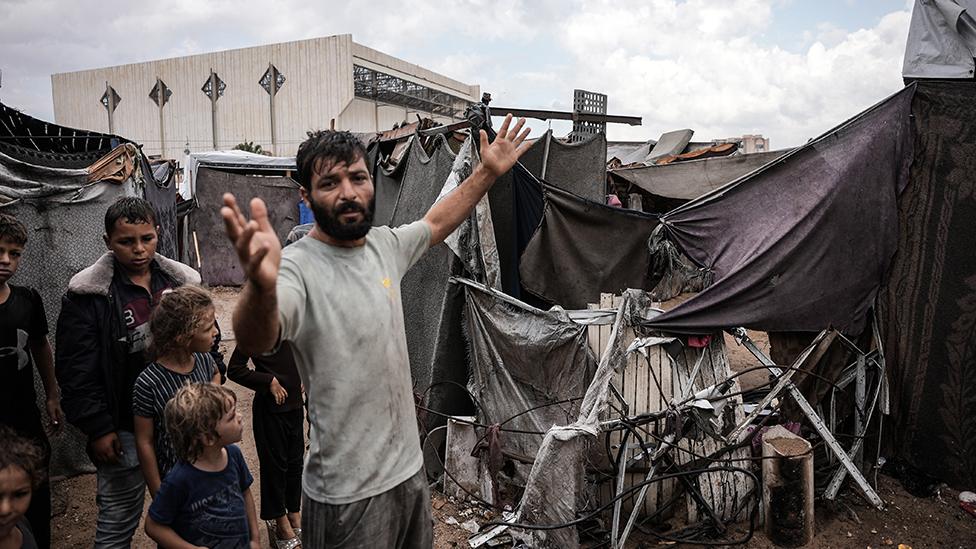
[221,194,282,355]
[423,114,531,246]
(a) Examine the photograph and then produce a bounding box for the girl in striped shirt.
[133,285,220,497]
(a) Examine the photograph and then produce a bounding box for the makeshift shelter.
[609,149,788,214]
[0,102,170,477]
[484,130,609,303]
[181,151,300,285]
[637,82,975,489]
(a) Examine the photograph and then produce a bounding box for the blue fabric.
[298,200,314,225]
[148,444,254,548]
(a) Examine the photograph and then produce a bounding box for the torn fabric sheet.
[520,184,660,309]
[463,282,596,496]
[645,85,915,334]
[878,81,976,489]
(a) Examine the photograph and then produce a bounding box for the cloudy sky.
[0,0,914,148]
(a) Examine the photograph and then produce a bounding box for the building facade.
[51,34,479,157]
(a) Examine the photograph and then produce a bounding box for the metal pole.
[268,63,277,155]
[157,77,166,158]
[729,328,884,508]
[105,81,115,134]
[209,69,218,150]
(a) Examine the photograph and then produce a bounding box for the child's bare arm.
[243,487,260,549]
[145,515,206,549]
[29,336,63,433]
[134,416,162,496]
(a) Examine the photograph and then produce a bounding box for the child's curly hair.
[164,383,237,463]
[0,426,46,488]
[0,212,28,246]
[149,285,214,359]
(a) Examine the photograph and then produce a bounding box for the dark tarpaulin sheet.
[1,151,134,478]
[189,168,300,285]
[0,101,120,169]
[144,159,177,260]
[519,184,659,309]
[489,131,607,299]
[645,85,916,334]
[878,81,976,488]
[463,283,595,490]
[389,136,465,408]
[488,137,546,297]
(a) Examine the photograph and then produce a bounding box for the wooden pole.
[762,426,814,547]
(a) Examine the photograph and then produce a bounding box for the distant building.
[51,34,480,157]
[739,134,770,153]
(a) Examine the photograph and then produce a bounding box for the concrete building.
[51,34,480,157]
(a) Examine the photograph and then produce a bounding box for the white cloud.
[552,1,910,146]
[0,0,912,148]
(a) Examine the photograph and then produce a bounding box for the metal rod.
[209,69,218,150]
[489,106,642,126]
[610,429,631,547]
[540,130,552,180]
[731,328,884,508]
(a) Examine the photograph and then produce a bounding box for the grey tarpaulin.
[644,85,916,335]
[187,167,300,285]
[1,149,139,478]
[462,281,596,493]
[510,290,645,549]
[609,149,789,213]
[145,159,177,259]
[519,184,660,309]
[542,131,607,203]
[370,137,411,227]
[390,135,468,412]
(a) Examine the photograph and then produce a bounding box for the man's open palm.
[479,114,532,177]
[221,193,281,291]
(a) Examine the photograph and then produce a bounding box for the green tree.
[233,141,265,155]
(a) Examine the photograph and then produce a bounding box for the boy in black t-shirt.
[0,212,63,549]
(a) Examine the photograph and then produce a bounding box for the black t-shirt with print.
[0,285,48,433]
[112,260,175,434]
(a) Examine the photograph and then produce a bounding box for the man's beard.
[309,196,375,241]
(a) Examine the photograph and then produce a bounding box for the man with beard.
[221,115,530,549]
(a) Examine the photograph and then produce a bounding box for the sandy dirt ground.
[49,287,976,548]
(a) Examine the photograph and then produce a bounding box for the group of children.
[0,198,306,549]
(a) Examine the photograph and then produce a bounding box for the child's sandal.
[267,519,302,549]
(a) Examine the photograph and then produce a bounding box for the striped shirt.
[132,353,217,477]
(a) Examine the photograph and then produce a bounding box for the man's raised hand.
[479,114,532,178]
[221,193,282,292]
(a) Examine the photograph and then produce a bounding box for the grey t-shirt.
[278,221,431,504]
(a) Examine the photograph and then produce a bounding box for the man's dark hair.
[295,130,368,191]
[0,212,28,246]
[104,196,158,235]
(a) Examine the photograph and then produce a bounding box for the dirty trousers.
[94,431,147,549]
[301,467,433,548]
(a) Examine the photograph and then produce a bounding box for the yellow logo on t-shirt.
[381,277,392,289]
